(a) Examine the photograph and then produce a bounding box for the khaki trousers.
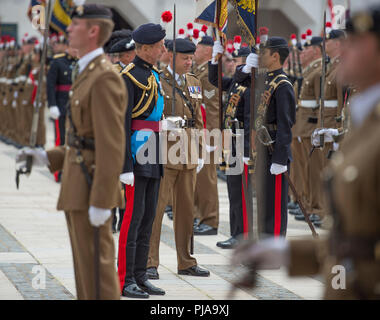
[64,210,120,300]
[194,155,219,228]
[147,167,197,270]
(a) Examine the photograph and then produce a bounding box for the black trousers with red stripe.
[118,176,160,288]
[262,157,289,237]
[53,115,66,181]
[226,165,252,239]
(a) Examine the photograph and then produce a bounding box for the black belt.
[184,119,196,128]
[67,133,95,150]
[266,123,277,131]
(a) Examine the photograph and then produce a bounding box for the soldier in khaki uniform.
[232,5,380,299]
[290,36,325,224]
[17,4,126,300]
[147,38,210,278]
[192,36,219,235]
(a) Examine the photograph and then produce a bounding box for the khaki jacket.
[193,61,219,131]
[288,102,380,299]
[160,66,204,170]
[47,54,127,211]
[292,58,322,138]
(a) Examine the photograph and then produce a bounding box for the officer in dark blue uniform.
[208,46,252,249]
[117,23,166,299]
[254,37,296,237]
[46,39,77,182]
[108,35,136,73]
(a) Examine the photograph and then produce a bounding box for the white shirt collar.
[167,64,185,85]
[78,47,104,74]
[350,83,380,127]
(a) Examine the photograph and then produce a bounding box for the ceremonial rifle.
[15,0,56,189]
[320,11,327,149]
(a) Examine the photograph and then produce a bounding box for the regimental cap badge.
[76,5,84,16]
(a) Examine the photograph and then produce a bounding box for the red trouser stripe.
[117,183,135,292]
[241,164,249,239]
[274,174,283,237]
[54,119,61,182]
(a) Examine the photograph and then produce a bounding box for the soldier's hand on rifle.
[231,237,289,270]
[16,147,49,167]
[311,128,339,147]
[88,206,111,227]
[211,40,224,64]
[270,163,287,175]
[242,53,259,73]
[196,158,204,174]
[49,106,61,120]
[120,172,134,186]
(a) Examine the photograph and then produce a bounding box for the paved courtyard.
[0,117,327,300]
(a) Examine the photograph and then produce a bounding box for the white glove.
[242,53,259,73]
[211,40,224,64]
[231,237,289,269]
[196,158,204,174]
[16,147,49,167]
[49,106,60,120]
[270,163,287,175]
[333,142,339,151]
[88,206,111,227]
[120,172,134,186]
[161,117,185,131]
[205,144,217,153]
[243,157,250,165]
[311,128,339,147]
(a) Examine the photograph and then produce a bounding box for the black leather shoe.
[146,267,159,280]
[309,214,321,223]
[294,212,306,221]
[137,280,165,295]
[216,237,238,249]
[178,265,210,277]
[194,224,217,235]
[122,283,149,298]
[287,201,299,210]
[289,207,302,215]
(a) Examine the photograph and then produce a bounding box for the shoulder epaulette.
[53,53,66,59]
[121,63,135,75]
[152,65,161,74]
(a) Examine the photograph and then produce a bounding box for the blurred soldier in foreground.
[17,4,126,299]
[232,4,380,299]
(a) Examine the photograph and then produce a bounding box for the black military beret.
[304,36,323,47]
[164,39,172,48]
[232,46,251,58]
[262,36,289,49]
[109,37,135,53]
[71,4,112,20]
[167,38,196,54]
[327,29,346,40]
[346,4,380,35]
[198,36,214,46]
[104,29,132,53]
[132,23,166,44]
